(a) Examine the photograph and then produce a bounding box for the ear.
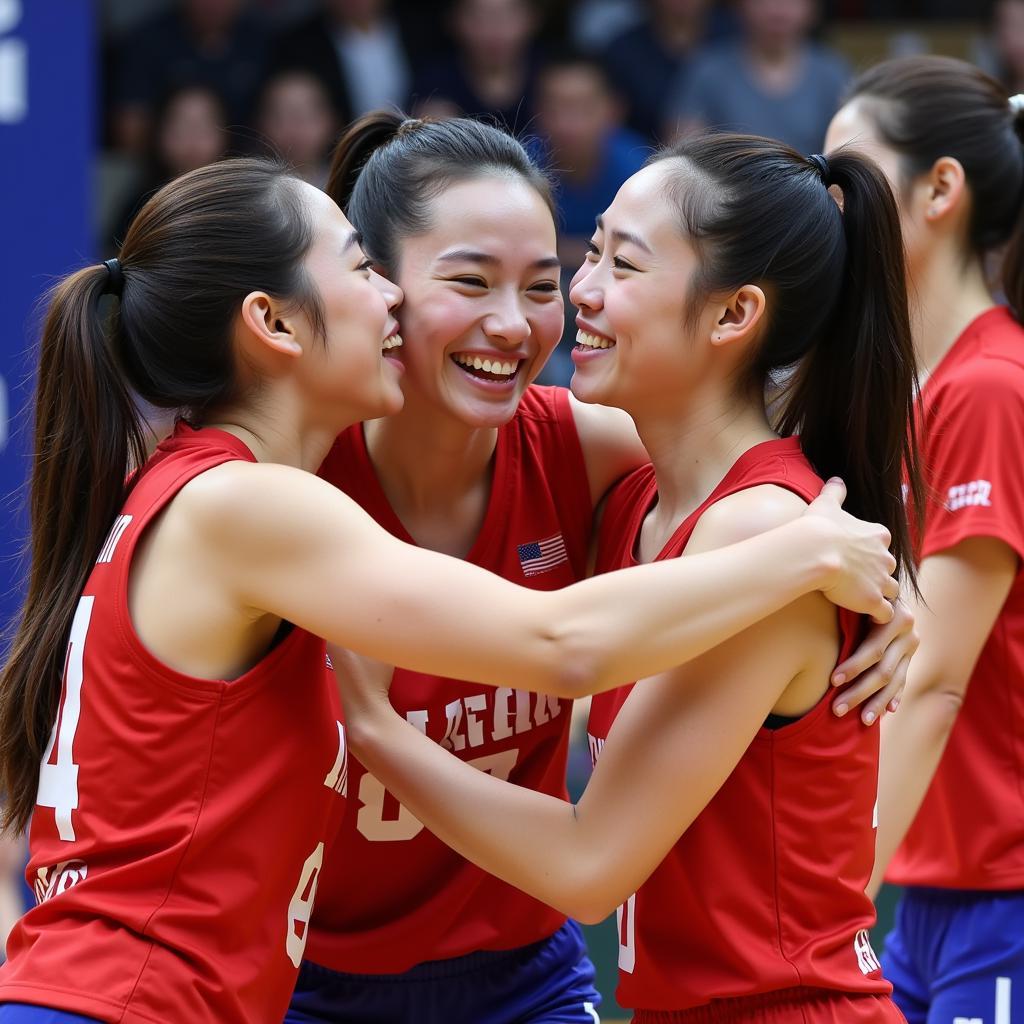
[239,291,303,359]
[711,285,767,348]
[923,156,966,224]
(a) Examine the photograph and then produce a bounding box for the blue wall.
[0,0,94,644]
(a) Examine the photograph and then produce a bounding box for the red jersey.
[0,424,348,1024]
[887,306,1024,890]
[588,439,889,1013]
[308,385,593,973]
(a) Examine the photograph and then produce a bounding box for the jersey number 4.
[37,596,93,841]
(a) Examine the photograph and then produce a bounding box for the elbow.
[554,848,629,924]
[570,897,618,926]
[533,622,603,699]
[904,679,965,733]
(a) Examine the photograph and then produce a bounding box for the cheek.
[533,303,566,357]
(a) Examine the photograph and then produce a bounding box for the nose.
[373,269,404,312]
[568,263,602,314]
[482,291,530,347]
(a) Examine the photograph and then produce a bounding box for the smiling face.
[568,161,724,417]
[295,183,406,424]
[388,175,563,428]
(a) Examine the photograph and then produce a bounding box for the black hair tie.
[807,153,832,186]
[102,258,124,298]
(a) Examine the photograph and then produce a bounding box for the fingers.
[817,477,847,506]
[832,648,910,725]
[882,575,900,601]
[869,597,895,625]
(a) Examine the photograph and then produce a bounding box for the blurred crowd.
[98,0,1020,383]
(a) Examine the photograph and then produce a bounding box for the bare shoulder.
[567,393,647,501]
[171,461,361,549]
[686,484,807,555]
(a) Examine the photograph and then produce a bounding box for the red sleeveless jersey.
[307,385,593,973]
[0,424,348,1024]
[587,438,890,1013]
[888,306,1024,890]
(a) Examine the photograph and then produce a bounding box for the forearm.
[348,707,603,920]
[550,516,835,696]
[868,686,961,896]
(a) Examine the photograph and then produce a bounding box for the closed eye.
[451,276,488,288]
[529,281,560,293]
[613,256,639,271]
[585,241,600,261]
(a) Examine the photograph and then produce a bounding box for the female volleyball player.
[825,55,1024,1024]
[0,158,898,1024]
[287,113,918,1024]
[333,134,919,1022]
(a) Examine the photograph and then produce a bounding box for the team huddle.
[0,52,1021,1024]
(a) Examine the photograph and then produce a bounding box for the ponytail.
[777,150,922,585]
[1001,103,1024,320]
[1,267,146,834]
[325,109,552,272]
[327,110,406,218]
[0,158,325,834]
[653,134,920,584]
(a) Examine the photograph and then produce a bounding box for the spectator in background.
[268,0,416,126]
[412,0,544,130]
[665,0,848,156]
[257,71,338,187]
[109,84,230,249]
[991,0,1024,94]
[599,0,736,143]
[532,50,648,385]
[110,0,269,155]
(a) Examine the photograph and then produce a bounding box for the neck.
[363,386,499,518]
[629,387,776,541]
[910,244,994,380]
[204,388,343,473]
[747,35,800,64]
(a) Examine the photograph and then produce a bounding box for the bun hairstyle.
[650,133,922,586]
[0,159,323,835]
[846,55,1024,320]
[326,110,553,273]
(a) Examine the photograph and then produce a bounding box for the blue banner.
[0,1,94,646]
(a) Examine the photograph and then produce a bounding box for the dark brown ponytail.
[1,158,325,834]
[653,134,921,584]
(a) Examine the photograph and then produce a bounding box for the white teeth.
[452,353,520,378]
[576,330,614,349]
[382,333,403,350]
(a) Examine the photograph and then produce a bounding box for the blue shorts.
[882,886,1024,1024]
[0,1007,101,1023]
[285,919,602,1024]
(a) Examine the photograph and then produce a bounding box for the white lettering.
[854,929,881,975]
[34,859,87,903]
[440,699,465,751]
[947,479,993,511]
[463,692,488,748]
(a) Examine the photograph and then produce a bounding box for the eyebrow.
[437,248,560,270]
[595,215,652,255]
[343,230,363,252]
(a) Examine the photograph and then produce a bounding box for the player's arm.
[337,488,826,921]
[186,463,895,698]
[867,536,1016,897]
[567,393,648,505]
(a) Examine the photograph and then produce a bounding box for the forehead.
[825,98,905,195]
[602,162,682,240]
[414,176,556,253]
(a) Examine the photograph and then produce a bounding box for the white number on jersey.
[356,747,519,842]
[618,892,637,973]
[37,596,93,841]
[286,841,324,968]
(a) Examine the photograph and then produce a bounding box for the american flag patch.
[517,533,569,577]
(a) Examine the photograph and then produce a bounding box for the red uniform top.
[0,424,348,1024]
[307,385,593,973]
[588,439,889,1013]
[887,306,1024,891]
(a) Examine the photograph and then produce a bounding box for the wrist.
[795,516,843,593]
